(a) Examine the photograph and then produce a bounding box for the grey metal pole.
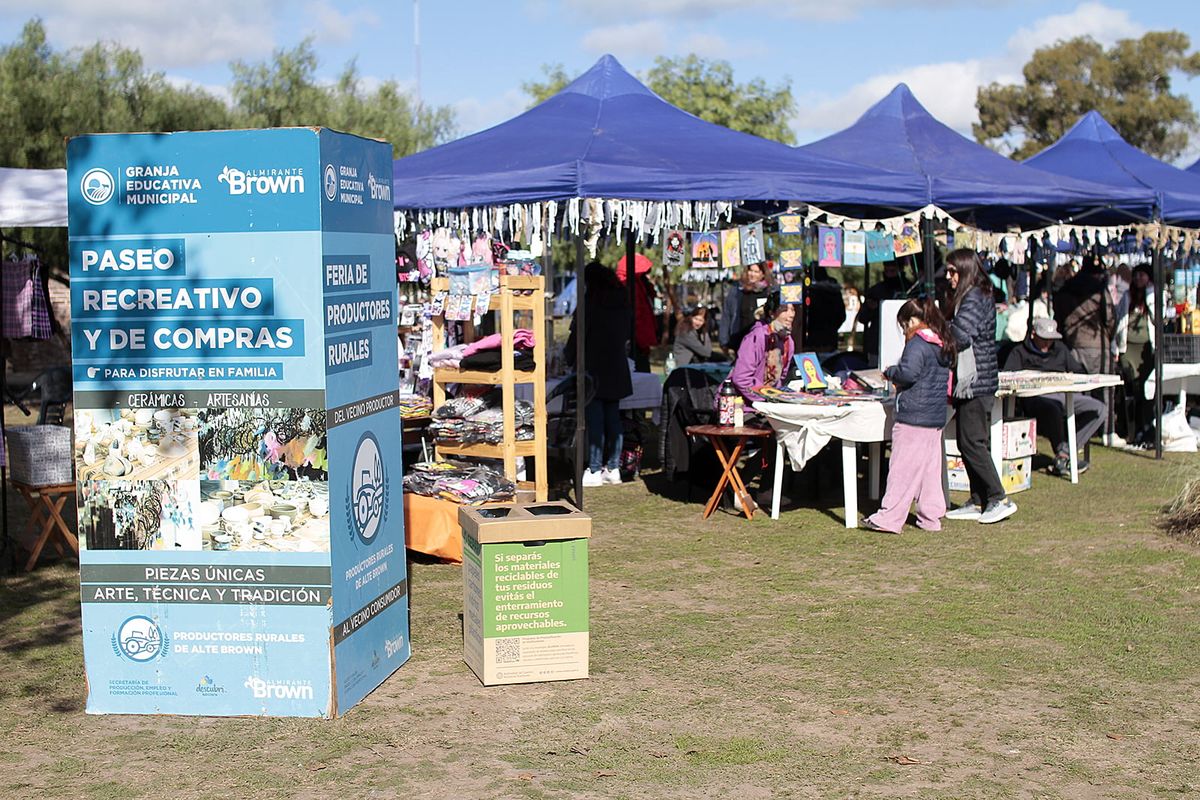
[1153,226,1164,460]
[574,233,586,507]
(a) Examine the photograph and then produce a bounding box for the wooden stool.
[686,424,773,520]
[12,481,79,572]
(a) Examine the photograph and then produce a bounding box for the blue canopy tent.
[798,84,1155,230]
[392,55,934,506]
[392,55,929,212]
[1025,111,1200,227]
[1188,158,1200,175]
[1025,111,1200,458]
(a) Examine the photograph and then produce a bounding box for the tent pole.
[626,230,637,369]
[0,229,8,569]
[1152,220,1164,460]
[921,214,935,294]
[1026,236,1036,335]
[574,233,587,507]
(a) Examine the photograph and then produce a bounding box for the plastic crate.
[1162,334,1200,364]
[5,424,74,486]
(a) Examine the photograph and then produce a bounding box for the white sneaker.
[582,469,604,488]
[945,502,983,521]
[602,468,623,485]
[979,498,1017,524]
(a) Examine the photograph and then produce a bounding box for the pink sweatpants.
[867,422,946,533]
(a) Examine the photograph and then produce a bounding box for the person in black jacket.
[1003,317,1107,476]
[566,262,632,487]
[943,249,1015,524]
[798,267,847,354]
[864,298,954,534]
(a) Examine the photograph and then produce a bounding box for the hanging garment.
[29,262,51,339]
[2,259,33,338]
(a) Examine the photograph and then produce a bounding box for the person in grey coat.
[943,249,1016,525]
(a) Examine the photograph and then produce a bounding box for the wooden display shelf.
[435,440,539,459]
[428,273,548,501]
[433,367,537,386]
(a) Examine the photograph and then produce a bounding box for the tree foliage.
[523,55,797,144]
[975,31,1200,160]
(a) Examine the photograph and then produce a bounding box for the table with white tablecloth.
[754,399,894,528]
[1144,363,1200,404]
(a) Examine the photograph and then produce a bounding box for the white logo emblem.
[114,615,166,662]
[350,433,384,542]
[218,166,305,195]
[81,168,115,205]
[324,164,338,201]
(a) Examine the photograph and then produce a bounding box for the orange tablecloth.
[403,493,465,563]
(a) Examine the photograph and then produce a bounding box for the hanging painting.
[663,229,686,268]
[780,284,804,305]
[778,214,804,235]
[893,219,922,257]
[740,223,765,266]
[720,228,742,269]
[817,226,842,267]
[691,232,719,268]
[843,231,866,266]
[866,231,893,263]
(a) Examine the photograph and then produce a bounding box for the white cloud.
[7,0,281,68]
[453,87,527,136]
[680,32,730,59]
[302,1,378,47]
[566,0,1003,23]
[792,1,1143,144]
[581,21,669,56]
[163,74,233,104]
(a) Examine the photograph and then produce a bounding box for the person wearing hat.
[1003,317,1108,476]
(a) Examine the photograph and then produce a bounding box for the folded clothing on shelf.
[461,329,536,357]
[459,349,535,373]
[403,460,516,505]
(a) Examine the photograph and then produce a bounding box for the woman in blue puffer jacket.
[943,249,1016,525]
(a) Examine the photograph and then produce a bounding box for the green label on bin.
[482,539,588,638]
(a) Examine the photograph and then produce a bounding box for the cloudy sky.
[2,0,1198,160]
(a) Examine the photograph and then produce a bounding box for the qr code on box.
[496,639,521,664]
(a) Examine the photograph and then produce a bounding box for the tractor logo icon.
[349,432,385,543]
[112,615,168,663]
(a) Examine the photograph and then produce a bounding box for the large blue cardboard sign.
[67,128,409,717]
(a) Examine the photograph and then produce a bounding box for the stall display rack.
[429,274,548,501]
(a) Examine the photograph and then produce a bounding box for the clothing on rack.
[458,349,536,372]
[2,257,52,339]
[461,329,536,357]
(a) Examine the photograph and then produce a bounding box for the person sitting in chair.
[1003,317,1107,476]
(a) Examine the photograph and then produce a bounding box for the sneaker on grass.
[979,498,1017,524]
[582,469,604,488]
[602,468,622,485]
[945,502,983,521]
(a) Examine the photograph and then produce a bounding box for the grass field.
[1,443,1198,799]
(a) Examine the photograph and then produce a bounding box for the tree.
[645,55,796,144]
[522,55,797,144]
[975,31,1200,160]
[230,41,456,157]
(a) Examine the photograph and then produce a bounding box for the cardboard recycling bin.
[459,502,590,685]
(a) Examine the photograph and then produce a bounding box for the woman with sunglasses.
[942,249,1017,524]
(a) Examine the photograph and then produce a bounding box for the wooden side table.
[685,424,773,520]
[12,481,79,572]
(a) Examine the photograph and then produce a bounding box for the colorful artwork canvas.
[818,226,843,267]
[894,220,922,257]
[720,228,742,269]
[780,249,804,269]
[691,232,719,268]
[843,231,866,266]
[866,231,893,263]
[780,284,804,305]
[740,223,765,265]
[778,214,803,235]
[663,229,686,268]
[793,352,828,390]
